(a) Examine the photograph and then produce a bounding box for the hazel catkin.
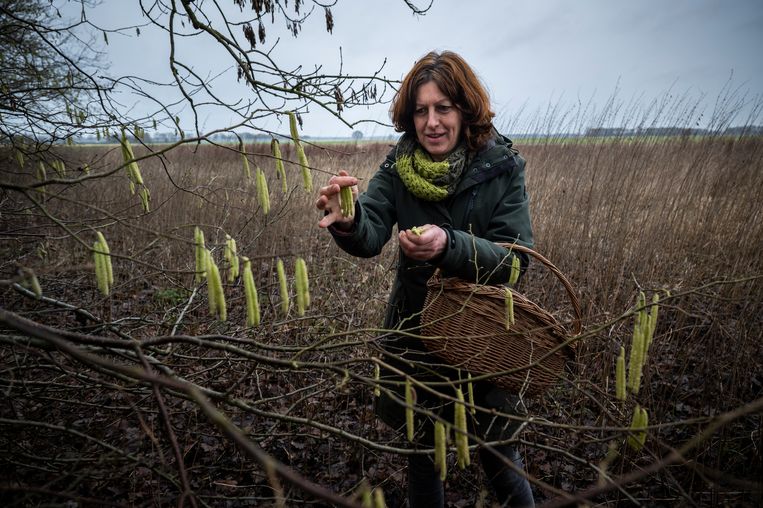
[339,185,354,217]
[509,252,521,286]
[224,235,240,282]
[615,346,626,401]
[434,420,447,481]
[405,377,415,442]
[276,258,289,316]
[504,287,515,330]
[242,257,260,327]
[256,167,271,215]
[240,141,252,180]
[206,252,227,321]
[294,257,310,316]
[271,138,287,193]
[194,227,206,283]
[454,387,470,468]
[92,232,113,296]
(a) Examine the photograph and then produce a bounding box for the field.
[1,134,762,506]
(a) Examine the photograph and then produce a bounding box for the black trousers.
[408,444,534,508]
[375,344,535,507]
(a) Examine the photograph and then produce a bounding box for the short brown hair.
[391,50,495,152]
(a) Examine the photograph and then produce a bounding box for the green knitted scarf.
[395,134,469,201]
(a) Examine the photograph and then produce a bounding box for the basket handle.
[497,243,582,335]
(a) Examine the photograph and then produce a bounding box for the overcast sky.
[80,0,763,137]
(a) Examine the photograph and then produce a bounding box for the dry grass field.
[1,133,762,506]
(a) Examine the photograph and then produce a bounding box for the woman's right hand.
[316,170,358,230]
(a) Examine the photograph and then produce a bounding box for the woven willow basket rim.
[420,243,582,394]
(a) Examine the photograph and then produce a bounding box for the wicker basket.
[420,244,582,396]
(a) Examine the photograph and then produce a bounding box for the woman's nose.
[426,109,439,128]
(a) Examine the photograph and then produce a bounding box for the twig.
[539,396,763,507]
[135,345,198,508]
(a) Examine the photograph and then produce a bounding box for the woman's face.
[413,81,463,161]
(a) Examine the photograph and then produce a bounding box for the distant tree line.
[585,125,763,137]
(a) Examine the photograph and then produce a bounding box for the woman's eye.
[436,105,452,113]
[414,108,426,115]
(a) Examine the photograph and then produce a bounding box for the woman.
[316,51,535,507]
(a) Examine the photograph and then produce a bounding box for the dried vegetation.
[1,132,762,506]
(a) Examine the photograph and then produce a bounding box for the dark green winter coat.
[330,134,534,441]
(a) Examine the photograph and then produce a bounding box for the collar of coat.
[383,133,519,196]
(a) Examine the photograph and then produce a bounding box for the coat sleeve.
[435,154,534,284]
[329,161,397,258]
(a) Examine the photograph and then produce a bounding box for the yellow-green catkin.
[627,404,648,451]
[646,293,659,349]
[294,257,310,316]
[194,227,206,283]
[276,258,289,316]
[23,271,42,299]
[139,186,150,212]
[94,240,108,295]
[509,252,521,286]
[288,111,300,143]
[642,314,652,356]
[636,291,647,340]
[454,387,470,468]
[242,257,260,327]
[271,139,287,193]
[405,377,415,442]
[224,235,239,282]
[373,363,380,397]
[361,484,372,508]
[206,252,227,321]
[297,144,312,192]
[230,237,239,279]
[82,163,90,174]
[30,274,42,298]
[467,373,476,415]
[300,258,310,307]
[93,233,112,296]
[202,249,210,282]
[121,130,143,188]
[627,301,645,394]
[288,111,313,192]
[240,141,252,181]
[626,405,640,450]
[372,487,386,508]
[434,420,447,481]
[206,250,217,315]
[340,186,354,217]
[638,406,648,448]
[256,167,271,215]
[615,346,626,401]
[505,287,515,330]
[96,232,113,288]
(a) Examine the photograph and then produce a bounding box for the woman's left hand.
[398,224,447,261]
